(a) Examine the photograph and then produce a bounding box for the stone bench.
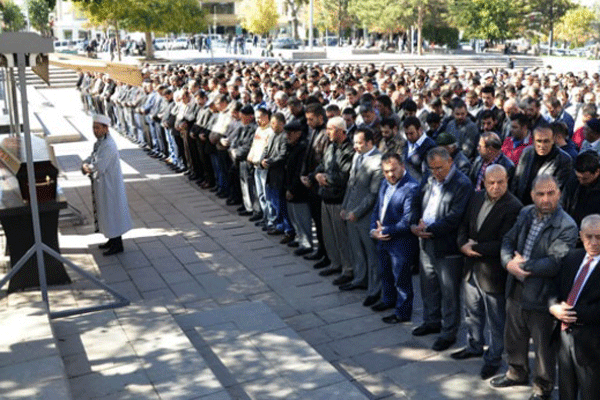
[351,49,380,55]
[290,51,327,60]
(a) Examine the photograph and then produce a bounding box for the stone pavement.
[1,87,551,399]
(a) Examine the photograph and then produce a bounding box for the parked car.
[53,40,78,54]
[154,38,169,50]
[273,38,298,49]
[169,38,188,50]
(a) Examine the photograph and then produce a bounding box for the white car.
[154,38,169,50]
[169,38,188,50]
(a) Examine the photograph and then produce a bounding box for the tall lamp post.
[309,0,314,50]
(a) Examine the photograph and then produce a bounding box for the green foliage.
[28,0,52,36]
[422,23,459,48]
[239,0,279,36]
[315,0,351,34]
[448,0,519,41]
[555,6,598,47]
[349,0,412,34]
[73,0,206,34]
[2,0,26,32]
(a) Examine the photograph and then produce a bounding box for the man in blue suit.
[369,152,419,321]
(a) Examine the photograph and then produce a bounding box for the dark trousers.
[419,238,462,340]
[558,330,600,400]
[217,150,232,195]
[379,239,416,318]
[195,138,214,185]
[227,161,242,202]
[463,274,505,367]
[505,296,555,395]
[307,193,327,259]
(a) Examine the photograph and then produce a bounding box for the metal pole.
[7,68,18,136]
[309,0,314,51]
[16,52,49,305]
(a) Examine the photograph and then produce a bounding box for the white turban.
[92,114,111,126]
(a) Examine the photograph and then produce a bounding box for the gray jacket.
[501,205,577,311]
[341,149,383,221]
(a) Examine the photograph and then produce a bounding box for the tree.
[2,0,26,32]
[74,0,206,60]
[349,0,412,36]
[239,0,279,36]
[448,0,519,41]
[28,0,52,36]
[555,6,597,47]
[282,0,308,39]
[315,0,351,39]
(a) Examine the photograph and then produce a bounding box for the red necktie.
[562,257,593,331]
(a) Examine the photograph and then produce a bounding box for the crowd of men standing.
[77,60,600,400]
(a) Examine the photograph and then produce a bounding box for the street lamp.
[213,5,217,37]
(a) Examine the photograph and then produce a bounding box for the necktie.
[354,154,364,174]
[561,257,593,331]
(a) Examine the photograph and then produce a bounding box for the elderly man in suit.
[492,174,578,400]
[370,152,419,319]
[410,147,473,351]
[340,128,383,297]
[549,214,600,400]
[453,165,523,380]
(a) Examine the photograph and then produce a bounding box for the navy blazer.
[402,136,436,182]
[371,172,419,242]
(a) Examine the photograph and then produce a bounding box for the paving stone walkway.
[2,87,551,399]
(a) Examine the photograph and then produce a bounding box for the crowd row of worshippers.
[77,60,600,400]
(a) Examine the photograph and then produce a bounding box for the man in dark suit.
[549,214,600,400]
[340,128,383,298]
[562,150,600,229]
[468,132,515,191]
[402,116,436,182]
[512,125,573,205]
[370,152,419,318]
[492,174,578,400]
[453,165,523,380]
[410,147,473,351]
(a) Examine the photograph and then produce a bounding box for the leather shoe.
[287,241,300,248]
[238,210,252,216]
[490,374,529,388]
[294,247,313,256]
[304,251,324,261]
[412,324,442,337]
[280,235,296,245]
[363,295,379,307]
[450,348,483,360]
[226,199,242,206]
[103,246,124,256]
[339,283,367,291]
[432,337,456,351]
[371,302,393,312]
[528,395,550,400]
[236,206,246,212]
[249,213,263,222]
[98,239,112,249]
[319,267,341,276]
[313,259,331,269]
[480,364,500,380]
[267,228,284,235]
[332,275,353,286]
[382,314,410,324]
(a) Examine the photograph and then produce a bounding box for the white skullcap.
[93,114,111,126]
